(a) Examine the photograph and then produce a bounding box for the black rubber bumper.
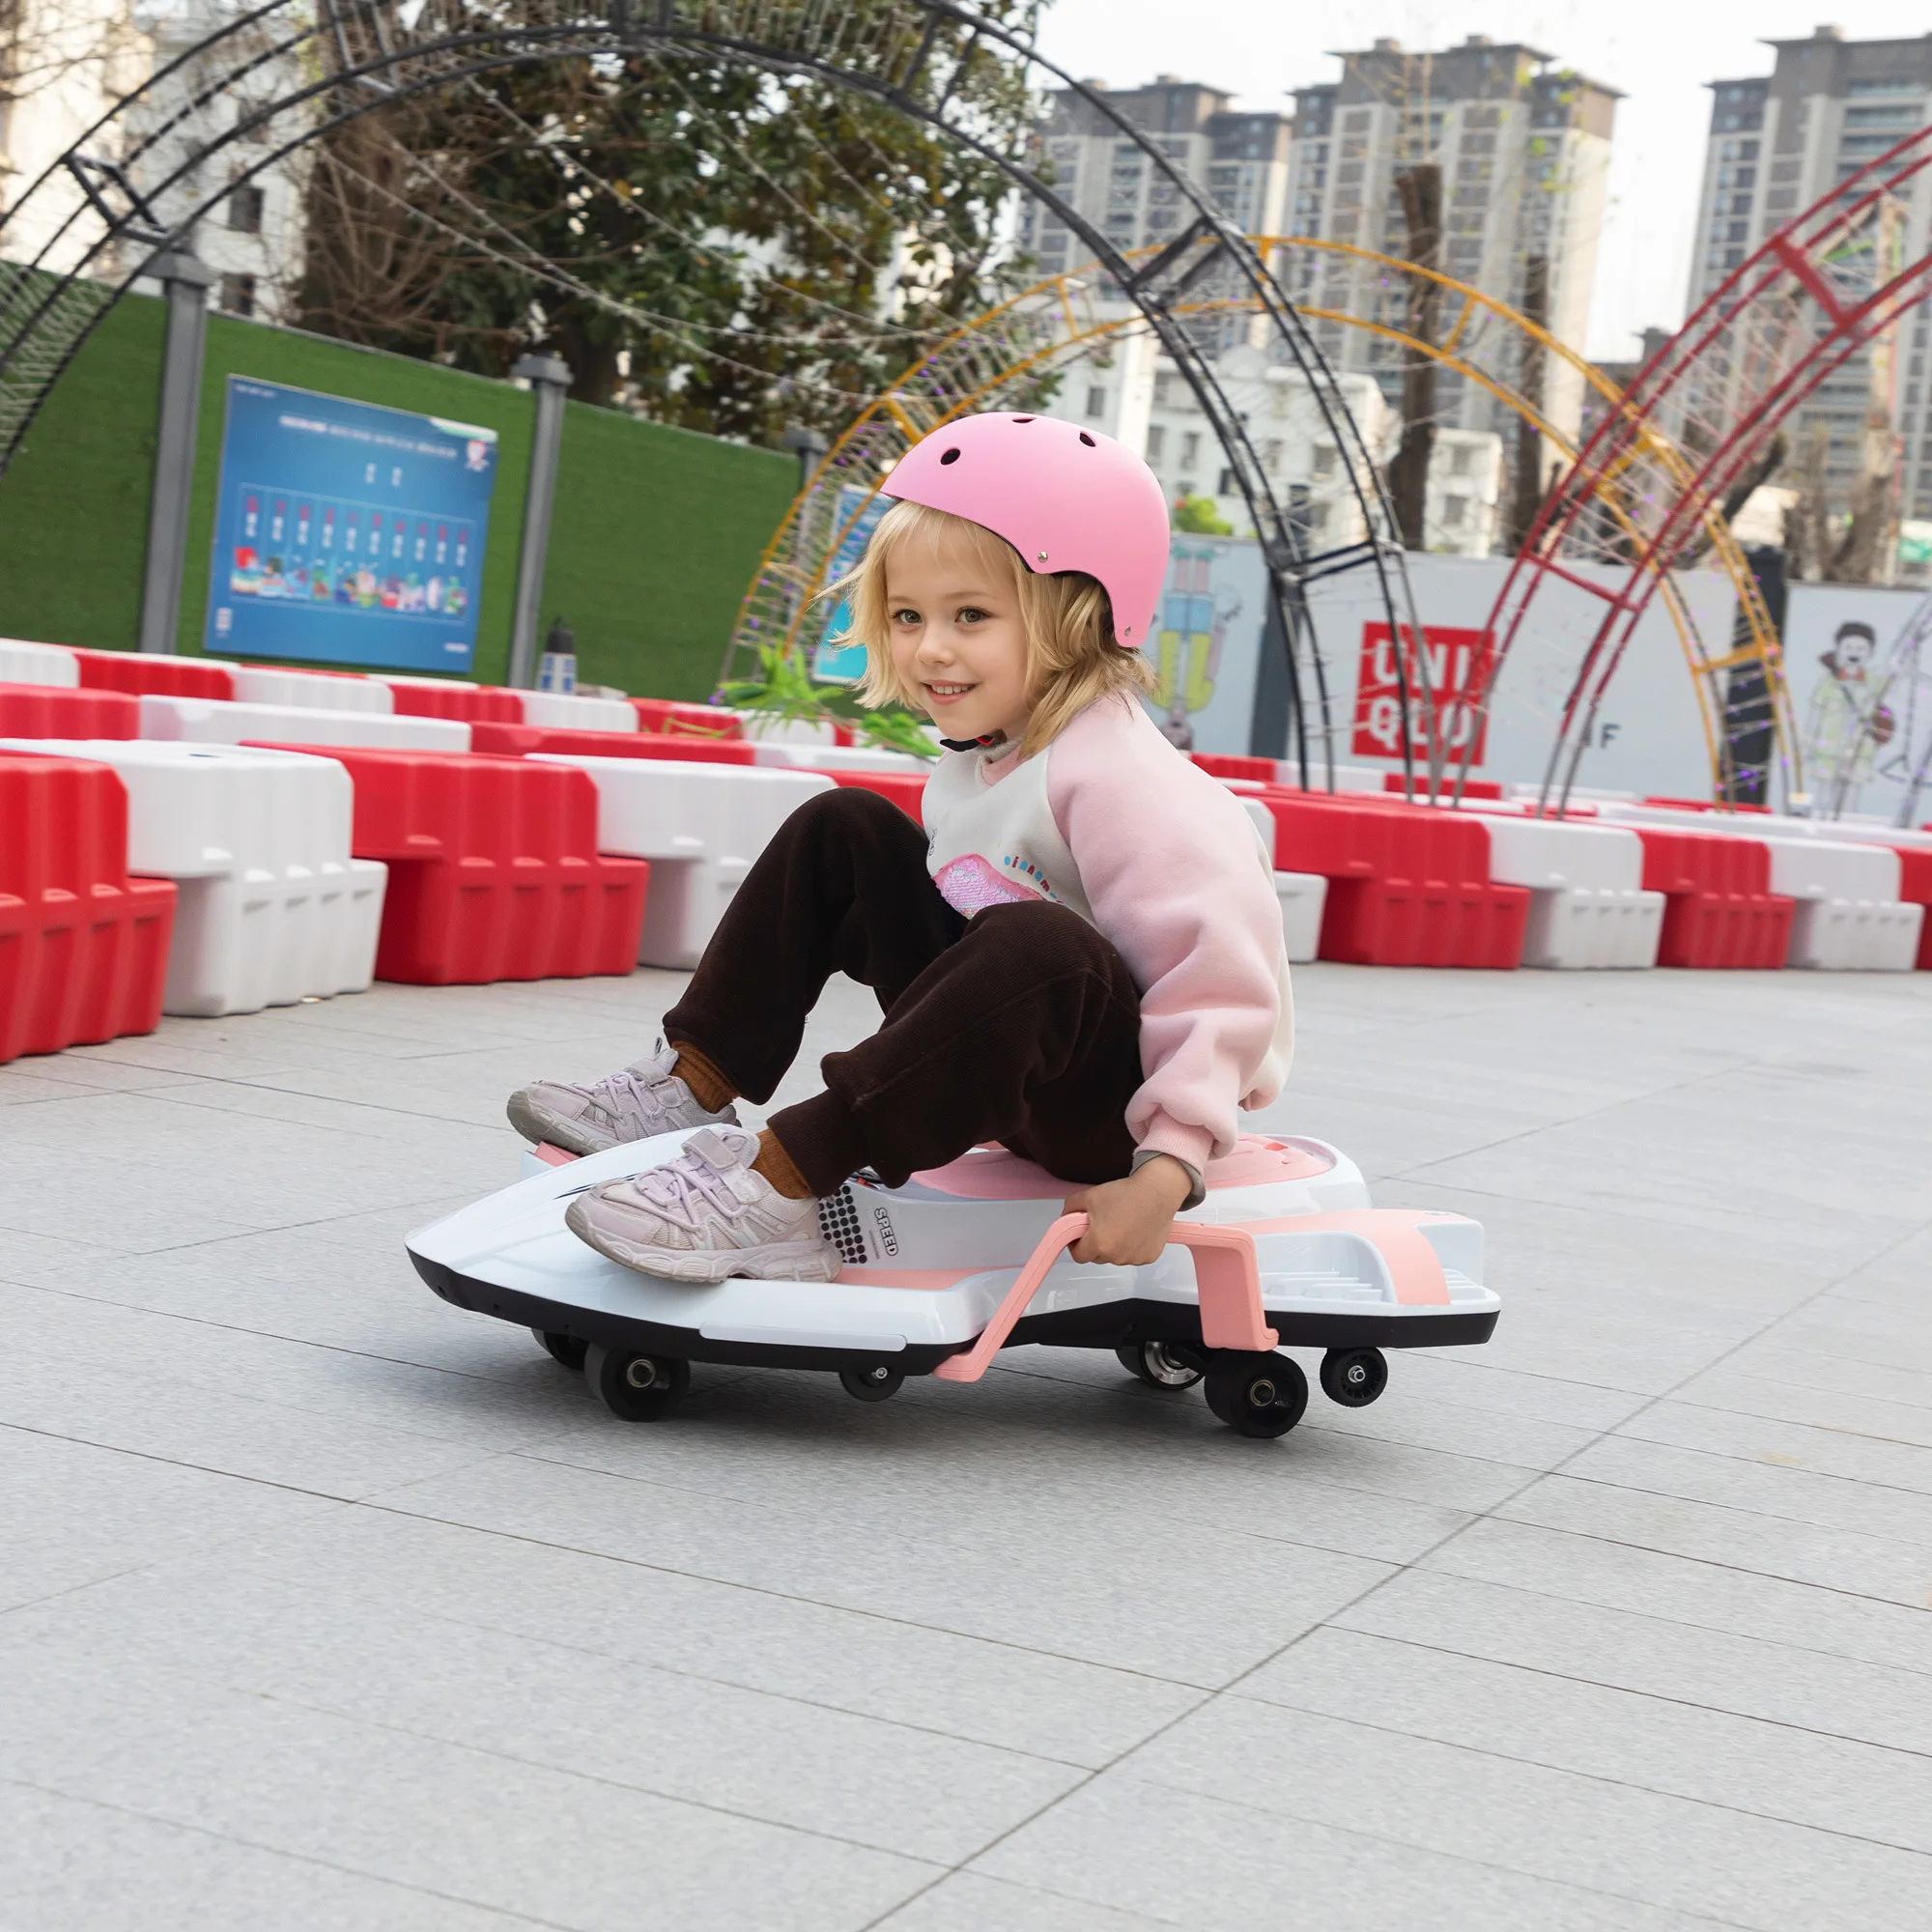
[412,1251,1498,1373]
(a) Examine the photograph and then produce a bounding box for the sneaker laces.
[629,1130,751,1229]
[583,1062,690,1135]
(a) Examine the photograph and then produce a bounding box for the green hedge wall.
[0,294,795,699]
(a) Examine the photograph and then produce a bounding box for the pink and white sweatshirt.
[923,693,1292,1177]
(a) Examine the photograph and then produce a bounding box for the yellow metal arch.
[728,237,1787,794]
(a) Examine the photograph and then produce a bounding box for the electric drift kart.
[407,1130,1498,1439]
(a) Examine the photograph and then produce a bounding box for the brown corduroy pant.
[664,786,1144,1196]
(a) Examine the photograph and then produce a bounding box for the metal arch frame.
[736,233,1786,799]
[1475,126,1932,817]
[0,0,1426,792]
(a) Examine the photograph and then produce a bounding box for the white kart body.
[407,1132,1499,1376]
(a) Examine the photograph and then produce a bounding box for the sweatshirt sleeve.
[1048,698,1287,1172]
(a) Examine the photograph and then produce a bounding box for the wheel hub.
[623,1357,659,1390]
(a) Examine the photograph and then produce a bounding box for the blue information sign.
[204,376,500,672]
[810,486,888,683]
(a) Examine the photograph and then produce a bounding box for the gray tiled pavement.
[2,961,1929,1929]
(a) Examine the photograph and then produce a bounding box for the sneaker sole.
[564,1197,841,1284]
[507,1091,741,1157]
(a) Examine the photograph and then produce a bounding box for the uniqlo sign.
[1351,621,1497,765]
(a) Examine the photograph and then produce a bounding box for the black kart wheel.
[1321,1347,1388,1408]
[533,1327,589,1371]
[1204,1352,1308,1439]
[583,1343,690,1421]
[1115,1340,1205,1390]
[838,1363,904,1403]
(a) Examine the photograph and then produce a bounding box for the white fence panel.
[520,691,639,733]
[532,753,835,968]
[140,694,469,752]
[747,743,931,776]
[0,639,79,686]
[231,667,394,713]
[1762,837,1919,969]
[0,739,386,1014]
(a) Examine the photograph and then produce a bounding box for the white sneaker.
[564,1124,841,1283]
[507,1038,737,1154]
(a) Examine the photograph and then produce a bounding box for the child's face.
[886,527,1031,744]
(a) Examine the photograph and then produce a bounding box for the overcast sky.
[1035,2,1932,361]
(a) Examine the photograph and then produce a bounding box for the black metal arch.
[0,0,1425,785]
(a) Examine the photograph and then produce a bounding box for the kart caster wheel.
[533,1327,588,1371]
[1321,1346,1387,1408]
[583,1344,690,1422]
[838,1363,904,1403]
[1204,1351,1308,1439]
[1115,1340,1205,1390]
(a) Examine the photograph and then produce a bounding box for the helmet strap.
[937,730,1009,753]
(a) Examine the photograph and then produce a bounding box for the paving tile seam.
[1682,1357,1932,1422]
[98,1667,979,1869]
[0,1773,578,1929]
[499,1436,1438,1577]
[142,1070,541,1135]
[406,1601,1131,1774]
[864,1861,1184,1932]
[0,1415,499,1510]
[1645,1392,1932,1458]
[1103,1767,1806,1931]
[1292,1415,1558,1478]
[1534,1465,1932,1556]
[1213,1685,1932,1862]
[1589,1430,1932,1515]
[1261,1622,1932,1771]
[346,1496,1230,1692]
[1483,1511,1932,1614]
[0,1273,603,1409]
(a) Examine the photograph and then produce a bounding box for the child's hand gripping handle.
[930,1215,1275,1386]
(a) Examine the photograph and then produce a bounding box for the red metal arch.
[1476,126,1932,812]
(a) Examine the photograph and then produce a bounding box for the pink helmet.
[880,412,1170,648]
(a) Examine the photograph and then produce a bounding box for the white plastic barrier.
[734,714,840,746]
[139,693,469,752]
[373,673,479,691]
[231,666,394,713]
[0,639,79,686]
[533,753,835,968]
[748,742,932,776]
[0,739,386,1015]
[1236,796,1326,963]
[519,690,639,733]
[1761,837,1922,970]
[1478,813,1663,969]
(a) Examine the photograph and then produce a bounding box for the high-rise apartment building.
[1018,77,1293,276]
[1286,37,1618,450]
[1690,26,1932,536]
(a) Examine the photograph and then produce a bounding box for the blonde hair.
[824,498,1153,759]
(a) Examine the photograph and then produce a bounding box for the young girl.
[506,411,1292,1278]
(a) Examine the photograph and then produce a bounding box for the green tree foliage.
[1172,494,1235,536]
[298,3,1043,442]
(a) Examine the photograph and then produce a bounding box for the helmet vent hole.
[1012,415,1034,423]
[939,447,961,466]
[1078,432,1095,446]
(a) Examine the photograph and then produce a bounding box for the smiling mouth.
[924,681,975,700]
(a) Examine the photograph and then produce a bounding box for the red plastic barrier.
[1381,773,1505,801]
[0,682,140,738]
[1642,795,1771,815]
[469,721,756,765]
[249,746,646,984]
[1253,789,1526,967]
[0,753,176,1063]
[826,769,927,820]
[631,697,743,740]
[1634,828,1792,967]
[387,682,523,724]
[1191,753,1277,783]
[71,647,235,700]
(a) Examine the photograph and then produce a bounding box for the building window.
[1146,425,1165,462]
[1086,385,1106,418]
[219,272,258,317]
[1264,440,1283,469]
[1179,431,1201,471]
[227,185,265,234]
[1312,444,1337,479]
[1442,497,1469,529]
[1218,469,1236,495]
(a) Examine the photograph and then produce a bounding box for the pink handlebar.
[930,1214,1275,1385]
